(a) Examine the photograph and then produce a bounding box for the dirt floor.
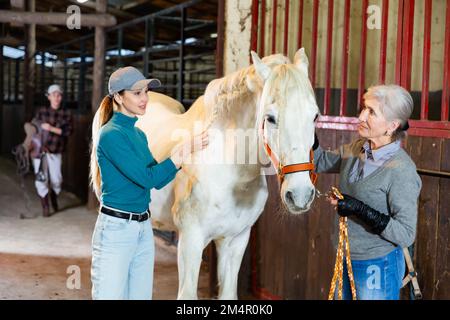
[0,156,209,300]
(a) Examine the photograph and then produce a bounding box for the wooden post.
[0,10,116,27]
[23,0,35,121]
[87,0,107,210]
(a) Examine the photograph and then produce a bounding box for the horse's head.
[251,48,319,214]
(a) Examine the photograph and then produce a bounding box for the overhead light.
[77,0,89,3]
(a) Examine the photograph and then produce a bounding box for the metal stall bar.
[379,0,389,84]
[14,58,19,102]
[297,0,304,49]
[144,18,149,77]
[395,0,405,84]
[442,0,450,121]
[420,0,432,120]
[323,0,334,115]
[311,0,319,87]
[251,0,259,54]
[400,0,415,90]
[117,27,123,68]
[260,0,266,56]
[40,51,46,97]
[178,6,186,102]
[7,59,11,101]
[340,0,351,117]
[107,0,205,32]
[78,40,86,112]
[357,0,369,109]
[272,0,278,54]
[283,0,290,55]
[63,47,67,109]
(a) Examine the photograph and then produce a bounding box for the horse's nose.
[284,188,315,213]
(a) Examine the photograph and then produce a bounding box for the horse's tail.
[90,95,114,200]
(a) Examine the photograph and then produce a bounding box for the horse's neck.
[206,92,266,181]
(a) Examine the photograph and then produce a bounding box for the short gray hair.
[363,84,413,140]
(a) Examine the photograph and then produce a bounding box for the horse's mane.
[202,54,291,124]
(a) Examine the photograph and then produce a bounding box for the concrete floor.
[0,156,209,300]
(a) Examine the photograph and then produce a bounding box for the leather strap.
[402,247,422,300]
[261,120,317,184]
[100,206,151,222]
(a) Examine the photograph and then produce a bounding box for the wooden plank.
[407,136,440,299]
[305,128,338,299]
[435,138,450,298]
[282,204,309,299]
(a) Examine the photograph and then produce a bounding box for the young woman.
[314,84,422,300]
[89,66,208,300]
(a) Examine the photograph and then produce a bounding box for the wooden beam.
[87,0,107,210]
[120,0,149,11]
[23,0,35,121]
[0,10,117,27]
[67,0,136,20]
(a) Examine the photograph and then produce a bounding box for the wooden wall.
[238,128,450,300]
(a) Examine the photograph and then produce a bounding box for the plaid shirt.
[33,106,73,154]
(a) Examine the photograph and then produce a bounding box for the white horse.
[136,48,320,299]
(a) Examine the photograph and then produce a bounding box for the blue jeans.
[91,212,155,300]
[337,247,405,300]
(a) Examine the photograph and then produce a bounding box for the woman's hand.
[170,131,209,168]
[326,193,390,234]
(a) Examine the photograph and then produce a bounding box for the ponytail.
[90,95,114,199]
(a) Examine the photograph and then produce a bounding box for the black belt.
[100,206,151,222]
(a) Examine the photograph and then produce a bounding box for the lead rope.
[327,187,357,300]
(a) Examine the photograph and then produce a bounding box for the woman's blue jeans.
[91,213,155,300]
[338,247,405,300]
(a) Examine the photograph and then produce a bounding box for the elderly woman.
[314,84,422,300]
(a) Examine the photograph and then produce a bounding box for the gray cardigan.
[315,138,422,260]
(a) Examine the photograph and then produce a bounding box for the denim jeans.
[337,247,405,300]
[91,212,155,300]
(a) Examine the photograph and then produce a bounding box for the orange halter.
[260,119,318,185]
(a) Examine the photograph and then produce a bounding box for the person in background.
[32,84,73,217]
[314,84,422,300]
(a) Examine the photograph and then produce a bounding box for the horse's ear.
[294,48,309,76]
[251,51,271,81]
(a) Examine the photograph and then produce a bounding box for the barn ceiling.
[0,0,218,53]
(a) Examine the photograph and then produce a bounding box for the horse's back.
[136,93,207,162]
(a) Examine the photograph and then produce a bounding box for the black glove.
[312,132,319,151]
[337,194,390,234]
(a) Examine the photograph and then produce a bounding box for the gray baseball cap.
[108,66,161,96]
[47,84,63,95]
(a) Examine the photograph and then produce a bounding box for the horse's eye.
[266,115,276,124]
[314,114,319,122]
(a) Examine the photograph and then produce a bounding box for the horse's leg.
[215,228,251,300]
[177,228,204,300]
